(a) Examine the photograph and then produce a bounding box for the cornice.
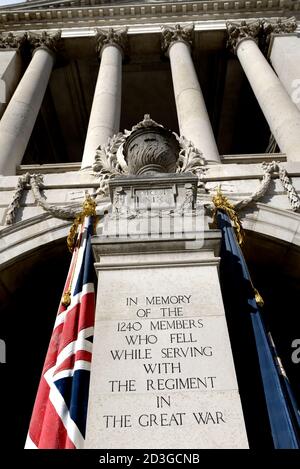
[0,0,300,31]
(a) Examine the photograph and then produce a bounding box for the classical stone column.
[162,24,220,164]
[266,18,300,112]
[0,31,60,175]
[0,33,23,118]
[227,20,300,163]
[81,28,127,170]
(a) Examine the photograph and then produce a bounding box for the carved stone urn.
[123,114,180,175]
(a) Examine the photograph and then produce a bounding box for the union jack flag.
[25,217,96,449]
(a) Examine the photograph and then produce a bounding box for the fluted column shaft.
[236,38,300,162]
[162,26,220,164]
[81,28,126,170]
[0,32,60,175]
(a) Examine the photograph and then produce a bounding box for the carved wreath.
[92,115,206,196]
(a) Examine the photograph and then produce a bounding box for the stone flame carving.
[95,27,128,57]
[226,20,262,53]
[92,115,206,195]
[161,24,193,53]
[123,114,180,175]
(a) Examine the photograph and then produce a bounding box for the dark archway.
[0,239,70,449]
[220,230,300,449]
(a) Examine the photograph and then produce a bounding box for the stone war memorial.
[0,0,300,451]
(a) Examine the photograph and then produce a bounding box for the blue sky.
[0,0,25,5]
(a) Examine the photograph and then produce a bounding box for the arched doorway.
[0,239,71,449]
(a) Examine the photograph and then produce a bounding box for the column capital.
[263,16,297,36]
[95,28,128,58]
[263,17,297,55]
[161,24,194,55]
[26,31,62,57]
[0,32,27,50]
[226,20,262,54]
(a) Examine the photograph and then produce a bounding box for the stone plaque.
[85,242,249,449]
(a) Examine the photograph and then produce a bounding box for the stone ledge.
[242,202,300,246]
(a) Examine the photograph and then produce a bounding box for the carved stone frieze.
[95,27,128,58]
[161,24,193,54]
[107,173,199,226]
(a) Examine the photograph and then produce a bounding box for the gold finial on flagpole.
[67,193,97,253]
[212,185,245,245]
[62,193,97,308]
[61,289,71,307]
[253,287,264,308]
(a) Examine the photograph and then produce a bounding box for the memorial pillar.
[227,20,300,163]
[85,119,248,449]
[162,25,221,164]
[0,31,60,175]
[81,28,127,170]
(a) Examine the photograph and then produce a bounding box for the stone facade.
[0,0,300,450]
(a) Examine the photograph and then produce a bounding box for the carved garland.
[4,163,300,227]
[4,173,83,226]
[4,173,30,225]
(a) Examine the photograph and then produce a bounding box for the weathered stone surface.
[0,47,54,175]
[85,235,248,448]
[0,49,22,118]
[163,28,220,163]
[269,35,300,112]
